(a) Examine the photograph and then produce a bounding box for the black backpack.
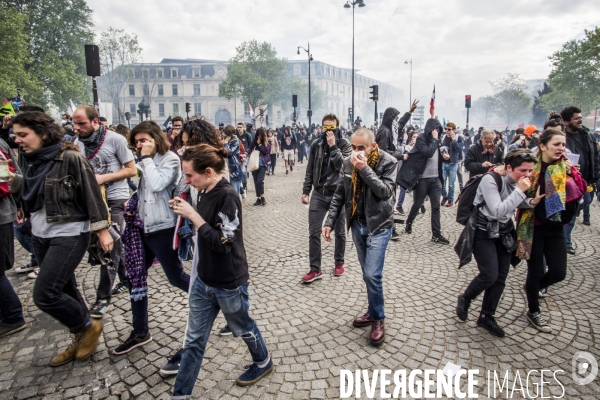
[456,172,503,225]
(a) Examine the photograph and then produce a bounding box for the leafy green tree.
[219,40,290,111]
[489,73,531,128]
[5,0,94,110]
[540,27,600,116]
[97,27,143,123]
[472,95,496,127]
[531,82,552,127]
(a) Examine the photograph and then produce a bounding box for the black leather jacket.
[302,135,351,195]
[11,145,109,232]
[325,150,397,235]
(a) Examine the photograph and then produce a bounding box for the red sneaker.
[334,264,345,276]
[301,270,323,283]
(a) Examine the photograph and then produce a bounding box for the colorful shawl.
[122,193,147,301]
[351,146,380,217]
[516,157,584,259]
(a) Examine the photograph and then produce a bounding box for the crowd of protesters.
[0,102,598,398]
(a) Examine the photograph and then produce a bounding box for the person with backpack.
[456,149,541,337]
[516,128,586,333]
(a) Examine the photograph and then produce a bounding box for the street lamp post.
[344,0,366,128]
[404,59,412,123]
[297,43,313,128]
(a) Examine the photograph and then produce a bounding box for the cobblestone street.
[1,163,599,399]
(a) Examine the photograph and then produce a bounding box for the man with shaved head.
[323,128,397,346]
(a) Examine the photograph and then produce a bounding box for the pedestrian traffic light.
[465,95,471,109]
[185,102,191,113]
[369,85,379,102]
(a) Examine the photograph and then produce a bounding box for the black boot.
[261,197,266,206]
[253,198,261,206]
[477,314,505,337]
[456,295,470,321]
[405,223,412,234]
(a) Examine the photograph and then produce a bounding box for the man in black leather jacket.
[323,128,397,346]
[300,114,351,283]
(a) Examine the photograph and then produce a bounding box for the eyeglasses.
[445,128,454,131]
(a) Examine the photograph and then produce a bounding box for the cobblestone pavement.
[2,162,599,399]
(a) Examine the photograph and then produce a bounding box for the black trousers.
[270,154,277,173]
[406,177,442,236]
[298,145,307,163]
[308,191,345,272]
[463,229,512,316]
[525,225,567,313]
[252,166,267,197]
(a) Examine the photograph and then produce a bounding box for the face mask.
[322,124,337,131]
[352,151,365,158]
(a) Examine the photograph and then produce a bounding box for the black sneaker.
[160,348,183,377]
[111,282,129,297]
[253,199,261,206]
[477,314,505,337]
[527,311,552,333]
[261,197,266,206]
[112,331,153,355]
[89,300,109,319]
[420,205,426,214]
[0,320,26,338]
[219,325,232,336]
[432,234,450,245]
[405,223,412,234]
[456,295,470,321]
[390,230,400,241]
[566,247,576,255]
[395,206,405,215]
[236,358,274,386]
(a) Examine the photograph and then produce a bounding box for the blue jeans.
[351,220,392,321]
[442,163,459,202]
[230,179,242,195]
[13,222,36,263]
[396,186,406,207]
[173,278,269,397]
[564,191,592,247]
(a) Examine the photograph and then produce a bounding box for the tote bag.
[247,150,260,172]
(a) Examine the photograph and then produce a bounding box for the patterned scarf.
[482,143,495,154]
[78,124,107,160]
[516,156,583,259]
[351,146,380,217]
[122,193,147,301]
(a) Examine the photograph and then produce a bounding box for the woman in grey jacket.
[456,149,542,337]
[113,121,189,355]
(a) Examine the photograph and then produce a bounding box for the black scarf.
[78,124,107,159]
[21,143,63,213]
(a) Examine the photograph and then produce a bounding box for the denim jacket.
[10,144,109,232]
[137,151,181,234]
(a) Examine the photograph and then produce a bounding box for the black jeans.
[298,144,306,162]
[96,198,129,303]
[457,161,464,189]
[0,222,23,324]
[406,177,442,236]
[270,154,277,173]
[32,233,91,334]
[131,227,190,334]
[308,191,346,272]
[252,166,267,197]
[525,225,567,314]
[463,229,512,316]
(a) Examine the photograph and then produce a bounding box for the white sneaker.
[27,268,39,279]
[14,263,37,273]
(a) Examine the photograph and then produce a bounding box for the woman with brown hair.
[113,120,189,355]
[248,127,271,206]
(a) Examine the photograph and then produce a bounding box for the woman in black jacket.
[249,128,271,205]
[10,111,112,367]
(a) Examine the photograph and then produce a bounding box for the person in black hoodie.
[171,144,273,396]
[376,100,419,240]
[396,118,449,244]
[281,127,297,174]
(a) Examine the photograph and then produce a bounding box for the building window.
[193,84,200,96]
[172,84,178,96]
[129,104,135,115]
[294,64,301,76]
[158,84,164,96]
[192,69,200,78]
[194,103,201,115]
[142,69,149,78]
[173,103,179,115]
[158,103,165,117]
[128,85,135,96]
[157,69,163,78]
[171,69,178,78]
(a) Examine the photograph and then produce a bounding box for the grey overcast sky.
[87,0,599,120]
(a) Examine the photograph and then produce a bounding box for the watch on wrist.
[139,155,151,161]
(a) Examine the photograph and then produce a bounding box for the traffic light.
[124,112,131,121]
[379,112,383,120]
[259,108,264,117]
[369,85,379,101]
[465,95,471,108]
[185,102,191,113]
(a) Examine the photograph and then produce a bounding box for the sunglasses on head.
[517,153,537,161]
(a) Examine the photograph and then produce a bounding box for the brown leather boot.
[75,320,103,361]
[370,320,385,345]
[50,339,77,367]
[353,312,372,328]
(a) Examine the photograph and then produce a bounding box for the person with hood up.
[396,118,450,244]
[376,100,419,240]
